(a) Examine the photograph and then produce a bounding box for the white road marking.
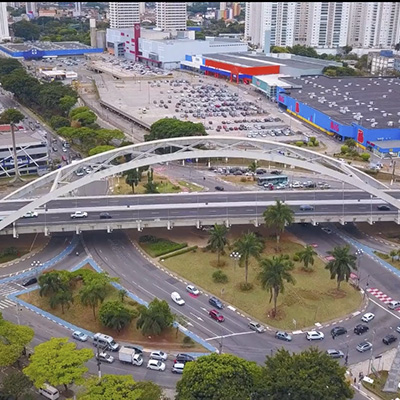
[190,312,203,321]
[205,331,256,341]
[368,297,400,320]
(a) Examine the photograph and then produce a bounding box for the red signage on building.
[357,129,364,143]
[278,94,285,103]
[330,121,339,132]
[295,102,299,113]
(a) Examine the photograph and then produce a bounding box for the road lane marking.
[205,331,256,341]
[190,312,204,321]
[368,297,400,320]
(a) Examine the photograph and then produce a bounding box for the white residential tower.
[109,2,140,29]
[156,2,187,31]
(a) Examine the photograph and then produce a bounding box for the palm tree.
[325,245,357,290]
[118,289,128,303]
[390,249,398,262]
[258,255,295,317]
[296,245,317,271]
[263,200,294,246]
[233,232,264,284]
[248,160,258,180]
[49,289,73,314]
[80,283,106,318]
[39,272,67,297]
[208,224,229,266]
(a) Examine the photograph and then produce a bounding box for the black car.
[331,326,347,337]
[377,205,391,211]
[215,186,225,191]
[22,277,38,287]
[100,212,112,219]
[354,324,369,335]
[383,334,398,345]
[209,296,223,309]
[174,353,195,364]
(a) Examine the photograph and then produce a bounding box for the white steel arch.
[0,136,398,231]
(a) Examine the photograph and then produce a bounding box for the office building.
[139,2,145,14]
[244,2,264,47]
[0,3,10,41]
[109,2,140,29]
[156,2,187,31]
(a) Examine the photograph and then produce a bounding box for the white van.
[93,332,120,351]
[39,384,60,400]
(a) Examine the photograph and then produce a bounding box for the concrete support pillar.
[167,220,173,230]
[12,223,18,238]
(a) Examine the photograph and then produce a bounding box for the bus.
[257,175,289,186]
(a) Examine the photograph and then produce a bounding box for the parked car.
[96,352,115,363]
[356,342,372,353]
[99,212,112,219]
[331,326,347,337]
[209,296,223,309]
[23,211,38,218]
[306,331,324,341]
[388,300,400,310]
[354,324,369,335]
[275,331,292,342]
[186,284,200,296]
[174,353,195,364]
[171,291,185,306]
[209,309,225,322]
[326,349,344,359]
[22,277,37,287]
[147,359,166,371]
[172,362,185,374]
[396,326,400,334]
[249,321,266,333]
[70,211,88,219]
[72,331,88,342]
[149,351,168,361]
[361,312,375,323]
[383,334,398,345]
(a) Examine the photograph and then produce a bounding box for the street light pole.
[230,251,241,272]
[355,249,364,289]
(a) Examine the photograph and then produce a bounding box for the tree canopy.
[13,20,40,40]
[325,245,357,289]
[0,108,25,125]
[145,118,207,141]
[0,370,32,399]
[99,300,136,332]
[23,337,93,391]
[88,145,116,156]
[263,200,294,245]
[136,298,174,336]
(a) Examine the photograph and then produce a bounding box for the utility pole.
[10,122,23,184]
[96,339,102,380]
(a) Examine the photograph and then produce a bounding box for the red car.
[209,309,225,322]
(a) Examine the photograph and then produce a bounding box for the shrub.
[361,153,370,162]
[292,254,300,262]
[139,235,158,243]
[240,177,247,182]
[172,185,180,190]
[161,245,198,260]
[239,282,253,291]
[182,336,195,348]
[309,136,316,144]
[212,269,228,284]
[295,141,304,147]
[340,145,349,154]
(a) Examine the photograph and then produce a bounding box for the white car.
[186,284,200,296]
[306,331,324,341]
[171,291,185,306]
[147,359,166,371]
[150,350,168,361]
[23,211,38,218]
[361,312,375,323]
[72,330,88,342]
[70,211,88,219]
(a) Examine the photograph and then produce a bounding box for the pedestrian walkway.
[0,282,21,309]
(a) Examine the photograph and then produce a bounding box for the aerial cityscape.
[0,2,400,399]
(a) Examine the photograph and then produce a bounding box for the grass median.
[161,238,362,330]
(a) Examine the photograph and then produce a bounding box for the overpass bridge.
[0,136,399,237]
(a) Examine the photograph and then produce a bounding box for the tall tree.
[124,169,141,193]
[233,232,264,285]
[176,353,263,400]
[248,160,258,180]
[296,245,317,272]
[1,370,32,400]
[207,224,229,266]
[146,118,207,141]
[23,338,93,392]
[263,200,294,246]
[49,288,73,314]
[99,301,136,332]
[0,312,34,367]
[80,283,106,318]
[325,245,357,290]
[0,109,25,182]
[260,348,353,400]
[136,298,173,336]
[258,255,295,317]
[39,271,70,297]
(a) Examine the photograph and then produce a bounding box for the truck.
[118,346,144,366]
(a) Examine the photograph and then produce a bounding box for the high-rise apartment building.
[26,2,37,18]
[0,2,10,41]
[139,2,145,14]
[245,2,264,47]
[109,2,140,29]
[156,2,187,31]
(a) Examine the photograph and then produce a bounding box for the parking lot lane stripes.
[205,331,257,341]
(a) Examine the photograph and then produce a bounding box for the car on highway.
[361,312,375,323]
[383,334,398,345]
[171,291,185,306]
[299,205,314,211]
[209,309,225,322]
[388,300,400,310]
[99,212,112,219]
[249,321,266,333]
[70,211,88,219]
[275,331,292,342]
[22,277,37,287]
[331,326,347,337]
[186,284,200,296]
[72,331,88,342]
[150,350,168,361]
[209,296,223,309]
[147,359,166,371]
[306,331,324,341]
[172,362,185,374]
[174,353,195,364]
[396,326,400,334]
[354,324,369,335]
[215,186,225,191]
[23,211,38,218]
[326,349,344,359]
[321,227,332,234]
[356,342,372,353]
[377,205,391,211]
[96,352,115,363]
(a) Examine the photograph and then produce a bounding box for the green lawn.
[177,180,203,192]
[374,251,400,271]
[162,239,362,330]
[362,371,399,400]
[139,236,187,257]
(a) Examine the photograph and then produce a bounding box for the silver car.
[356,342,372,353]
[275,331,292,342]
[249,321,266,333]
[326,349,344,359]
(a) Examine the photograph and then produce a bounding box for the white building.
[109,2,140,29]
[156,2,187,32]
[139,2,145,14]
[0,3,10,41]
[244,2,264,47]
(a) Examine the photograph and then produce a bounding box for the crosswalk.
[0,282,23,310]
